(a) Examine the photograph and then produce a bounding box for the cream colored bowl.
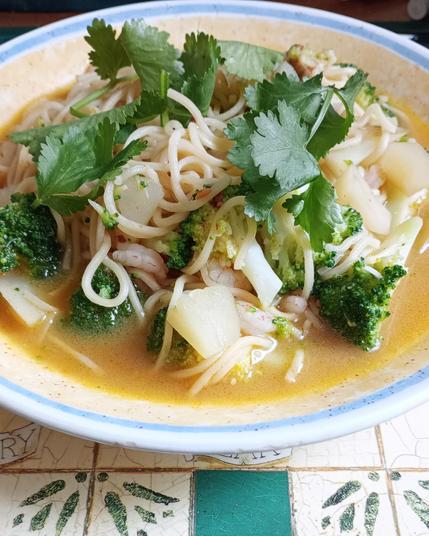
[1,0,429,453]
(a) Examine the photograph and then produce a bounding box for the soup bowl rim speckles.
[1,0,429,453]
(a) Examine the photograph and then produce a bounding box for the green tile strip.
[194,470,291,536]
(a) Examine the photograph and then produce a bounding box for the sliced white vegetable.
[241,239,283,308]
[117,175,163,225]
[369,216,423,267]
[167,285,241,359]
[325,137,377,177]
[335,165,391,235]
[0,275,46,327]
[379,142,429,195]
[387,185,413,229]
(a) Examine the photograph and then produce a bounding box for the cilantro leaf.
[225,112,257,171]
[307,70,367,159]
[283,176,343,251]
[100,138,146,184]
[85,18,129,81]
[133,90,167,123]
[120,20,181,92]
[11,100,138,158]
[35,119,145,214]
[245,72,324,123]
[219,40,283,81]
[180,32,221,115]
[250,100,319,192]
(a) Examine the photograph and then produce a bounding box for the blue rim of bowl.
[1,0,429,450]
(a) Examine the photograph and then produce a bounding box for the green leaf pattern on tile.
[123,482,179,505]
[75,472,87,483]
[322,481,361,508]
[20,479,66,506]
[339,503,355,532]
[12,513,24,527]
[104,491,129,536]
[56,491,80,536]
[30,503,52,530]
[320,478,382,534]
[98,478,182,534]
[419,480,429,490]
[135,505,157,524]
[404,490,429,529]
[321,515,331,529]
[13,476,86,532]
[390,471,401,481]
[364,492,379,536]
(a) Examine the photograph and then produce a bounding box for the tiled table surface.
[1,402,429,535]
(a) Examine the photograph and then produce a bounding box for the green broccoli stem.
[70,75,139,118]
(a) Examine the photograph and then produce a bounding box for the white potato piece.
[167,285,241,359]
[0,276,46,327]
[117,175,163,225]
[371,216,423,268]
[336,165,391,235]
[241,239,283,308]
[379,142,429,195]
[325,137,377,177]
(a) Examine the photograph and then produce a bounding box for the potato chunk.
[117,175,163,225]
[379,142,429,195]
[336,165,391,235]
[167,285,241,358]
[325,138,377,177]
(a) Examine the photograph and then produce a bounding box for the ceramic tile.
[379,401,429,468]
[87,471,191,535]
[390,470,429,536]
[195,470,291,535]
[0,472,89,535]
[97,445,292,470]
[0,407,41,465]
[9,427,95,470]
[290,470,397,535]
[289,428,380,468]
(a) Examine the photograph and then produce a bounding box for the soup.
[0,19,429,406]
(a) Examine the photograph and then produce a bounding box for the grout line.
[288,470,298,536]
[189,471,196,536]
[82,443,99,536]
[1,464,429,474]
[375,425,402,536]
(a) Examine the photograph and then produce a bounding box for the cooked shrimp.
[112,242,168,280]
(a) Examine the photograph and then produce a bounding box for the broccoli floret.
[261,203,305,293]
[166,204,216,270]
[0,193,61,278]
[66,267,134,334]
[147,307,167,352]
[315,207,363,268]
[329,206,363,246]
[221,182,252,202]
[146,307,199,365]
[272,316,292,338]
[314,262,406,351]
[101,209,119,229]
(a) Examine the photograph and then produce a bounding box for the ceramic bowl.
[1,0,429,453]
